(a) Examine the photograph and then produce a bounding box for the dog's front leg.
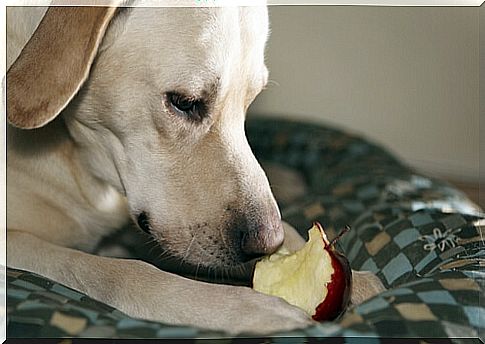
[7,230,313,335]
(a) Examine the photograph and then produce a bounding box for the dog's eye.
[167,93,206,122]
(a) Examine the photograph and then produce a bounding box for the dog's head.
[8,4,282,281]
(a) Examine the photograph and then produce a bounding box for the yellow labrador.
[6,3,383,336]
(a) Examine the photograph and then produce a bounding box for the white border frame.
[3,0,485,6]
[1,1,483,343]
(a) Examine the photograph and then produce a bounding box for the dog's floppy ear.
[7,6,119,129]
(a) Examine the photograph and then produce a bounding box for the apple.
[252,222,352,321]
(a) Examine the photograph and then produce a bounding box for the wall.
[479,4,485,206]
[249,6,480,183]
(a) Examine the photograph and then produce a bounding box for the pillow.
[7,117,484,339]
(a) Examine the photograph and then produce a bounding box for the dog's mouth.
[133,213,267,285]
[153,254,258,286]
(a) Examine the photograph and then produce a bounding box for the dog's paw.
[351,270,386,305]
[174,283,314,336]
[224,287,315,336]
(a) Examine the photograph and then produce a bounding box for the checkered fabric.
[7,117,484,340]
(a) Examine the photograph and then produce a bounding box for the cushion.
[7,117,484,339]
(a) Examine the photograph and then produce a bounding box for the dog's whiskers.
[178,233,197,270]
[156,249,173,261]
[223,267,230,283]
[147,244,159,257]
[217,227,232,254]
[237,264,244,278]
[209,265,215,282]
[143,235,159,250]
[195,261,201,279]
[182,234,197,261]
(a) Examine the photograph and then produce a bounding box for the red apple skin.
[313,246,352,321]
[312,222,352,321]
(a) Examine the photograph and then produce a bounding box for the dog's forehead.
[130,6,269,43]
[115,6,269,93]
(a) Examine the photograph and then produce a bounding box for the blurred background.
[249,5,482,207]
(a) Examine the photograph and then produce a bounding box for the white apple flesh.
[252,222,352,321]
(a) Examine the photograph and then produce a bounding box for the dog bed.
[7,117,484,340]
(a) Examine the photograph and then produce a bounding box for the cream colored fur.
[7,5,383,336]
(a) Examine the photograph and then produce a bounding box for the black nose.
[240,215,284,257]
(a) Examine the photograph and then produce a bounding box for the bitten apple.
[252,222,352,321]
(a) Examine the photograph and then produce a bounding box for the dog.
[6,3,383,336]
